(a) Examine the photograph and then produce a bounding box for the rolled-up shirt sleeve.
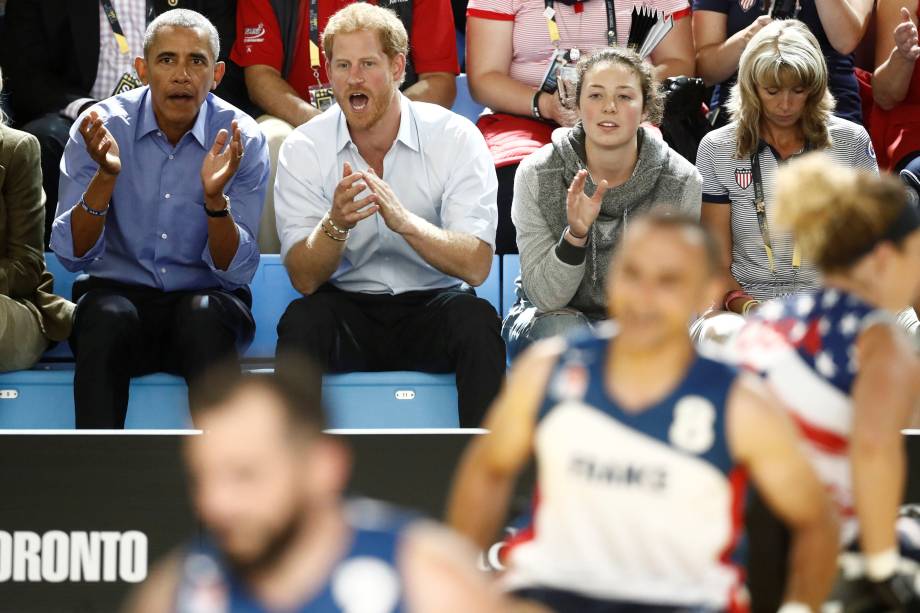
[49,111,109,271]
[275,130,330,261]
[439,119,498,249]
[201,128,270,288]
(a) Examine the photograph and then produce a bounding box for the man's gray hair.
[143,9,220,60]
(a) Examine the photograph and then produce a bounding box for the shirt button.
[164,193,171,199]
[157,131,163,137]
[168,154,175,160]
[161,233,168,240]
[160,267,167,274]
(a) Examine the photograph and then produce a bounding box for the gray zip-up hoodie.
[511,123,702,320]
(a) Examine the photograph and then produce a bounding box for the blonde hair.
[775,153,906,272]
[727,20,835,158]
[322,3,408,78]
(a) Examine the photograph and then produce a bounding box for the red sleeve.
[230,0,285,71]
[409,0,460,75]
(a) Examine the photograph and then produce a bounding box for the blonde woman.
[696,19,877,315]
[0,66,73,371]
[730,153,920,610]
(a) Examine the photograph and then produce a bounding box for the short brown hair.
[322,3,408,63]
[574,47,664,125]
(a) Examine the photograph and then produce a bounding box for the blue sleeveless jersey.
[504,327,748,611]
[174,499,411,613]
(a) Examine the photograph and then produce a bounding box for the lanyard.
[308,0,322,81]
[100,0,130,55]
[750,146,801,288]
[543,0,617,48]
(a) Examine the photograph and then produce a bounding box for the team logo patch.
[243,23,265,43]
[866,140,877,161]
[739,0,757,11]
[735,168,753,189]
[550,363,589,401]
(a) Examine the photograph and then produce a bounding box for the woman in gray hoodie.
[503,48,702,357]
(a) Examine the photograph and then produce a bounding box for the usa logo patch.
[739,0,756,11]
[735,168,753,189]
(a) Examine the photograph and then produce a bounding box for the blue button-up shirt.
[50,86,269,291]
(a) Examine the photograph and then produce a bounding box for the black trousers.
[496,163,519,255]
[70,277,255,429]
[275,284,506,427]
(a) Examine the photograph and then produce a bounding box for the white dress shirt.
[274,93,498,295]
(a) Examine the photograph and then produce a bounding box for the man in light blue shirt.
[274,4,504,427]
[50,9,269,429]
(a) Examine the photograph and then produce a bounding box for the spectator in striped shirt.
[464,0,694,255]
[695,20,877,323]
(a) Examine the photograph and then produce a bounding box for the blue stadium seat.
[452,74,485,124]
[0,369,457,429]
[0,254,500,429]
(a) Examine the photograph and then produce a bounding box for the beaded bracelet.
[79,193,109,217]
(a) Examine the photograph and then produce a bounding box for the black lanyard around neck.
[100,0,130,55]
[543,0,617,48]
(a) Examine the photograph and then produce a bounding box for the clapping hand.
[330,162,378,230]
[566,169,608,239]
[894,7,920,62]
[362,168,413,234]
[201,120,244,198]
[79,110,121,176]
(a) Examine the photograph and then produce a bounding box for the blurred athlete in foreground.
[448,212,839,613]
[123,363,505,613]
[729,154,920,611]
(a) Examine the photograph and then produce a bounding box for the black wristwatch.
[204,194,231,218]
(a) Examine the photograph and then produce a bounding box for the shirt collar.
[335,92,419,154]
[136,87,210,148]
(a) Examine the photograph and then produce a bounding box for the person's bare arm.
[727,374,840,610]
[447,340,561,548]
[873,3,920,110]
[119,552,182,613]
[200,122,245,271]
[400,522,508,613]
[649,14,695,80]
[362,169,493,286]
[70,111,120,258]
[700,202,748,311]
[851,323,920,559]
[814,0,874,55]
[466,17,576,126]
[284,162,378,295]
[403,72,457,108]
[693,12,772,87]
[244,64,322,126]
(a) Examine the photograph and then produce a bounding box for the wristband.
[566,225,587,240]
[532,90,543,120]
[79,193,108,217]
[741,299,759,316]
[326,212,350,236]
[865,547,899,582]
[723,289,752,312]
[321,221,347,242]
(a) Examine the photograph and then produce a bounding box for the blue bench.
[0,255,502,429]
[452,74,485,124]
